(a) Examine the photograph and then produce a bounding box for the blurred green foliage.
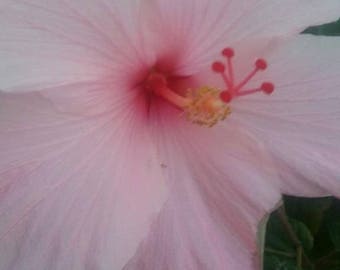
[264,197,340,270]
[263,18,340,270]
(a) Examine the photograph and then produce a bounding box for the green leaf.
[265,212,314,252]
[303,18,340,36]
[328,222,340,251]
[284,196,332,235]
[325,199,340,221]
[258,212,272,269]
[264,255,299,270]
[265,213,295,252]
[315,251,340,270]
[264,196,340,269]
[288,218,314,251]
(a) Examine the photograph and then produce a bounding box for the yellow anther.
[185,86,231,127]
[145,71,231,127]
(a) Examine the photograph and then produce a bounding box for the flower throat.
[145,47,275,127]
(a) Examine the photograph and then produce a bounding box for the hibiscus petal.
[148,0,340,75]
[124,104,281,270]
[227,1,340,40]
[234,35,340,197]
[0,0,153,92]
[0,91,167,270]
[40,80,136,116]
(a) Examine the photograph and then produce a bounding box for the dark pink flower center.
[142,47,275,126]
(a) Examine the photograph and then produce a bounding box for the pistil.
[212,47,275,103]
[145,47,275,127]
[145,72,230,127]
[145,72,191,108]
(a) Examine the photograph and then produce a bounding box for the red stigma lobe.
[212,47,275,103]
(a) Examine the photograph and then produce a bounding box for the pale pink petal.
[147,0,340,75]
[0,91,166,270]
[124,103,281,270]
[234,35,340,197]
[40,79,137,116]
[0,0,154,92]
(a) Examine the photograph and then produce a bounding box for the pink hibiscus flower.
[1,1,340,269]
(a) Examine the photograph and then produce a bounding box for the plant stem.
[297,246,303,268]
[265,248,296,258]
[277,205,314,269]
[315,250,339,265]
